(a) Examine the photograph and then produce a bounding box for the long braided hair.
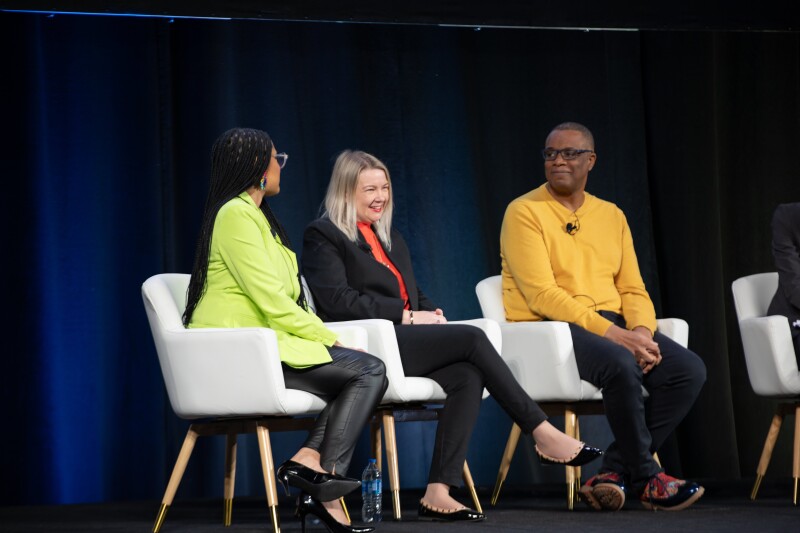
[182,127,306,326]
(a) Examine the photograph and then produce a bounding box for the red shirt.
[357,222,410,310]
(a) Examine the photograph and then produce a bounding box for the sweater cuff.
[586,314,614,337]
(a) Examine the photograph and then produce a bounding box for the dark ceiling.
[1,0,798,31]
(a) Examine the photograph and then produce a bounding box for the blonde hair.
[323,150,394,249]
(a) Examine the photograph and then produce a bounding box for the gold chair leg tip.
[153,503,169,533]
[223,498,233,526]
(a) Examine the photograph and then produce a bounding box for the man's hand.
[604,324,661,374]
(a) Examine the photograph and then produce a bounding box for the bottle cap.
[369,458,377,463]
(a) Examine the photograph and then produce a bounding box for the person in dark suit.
[767,202,800,364]
[302,150,602,522]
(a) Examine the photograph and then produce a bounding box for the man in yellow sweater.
[501,122,706,512]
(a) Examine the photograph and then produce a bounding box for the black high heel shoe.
[296,493,375,533]
[536,443,603,466]
[276,460,361,501]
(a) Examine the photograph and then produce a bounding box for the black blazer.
[302,218,435,323]
[767,203,800,341]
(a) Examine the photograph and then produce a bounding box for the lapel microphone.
[565,213,581,235]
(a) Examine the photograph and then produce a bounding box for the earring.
[259,173,267,190]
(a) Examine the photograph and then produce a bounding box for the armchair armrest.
[739,315,800,396]
[160,327,323,418]
[656,318,689,348]
[449,318,502,354]
[326,324,368,351]
[323,319,413,402]
[498,321,585,401]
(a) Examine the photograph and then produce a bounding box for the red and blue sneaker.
[640,472,704,511]
[579,471,626,511]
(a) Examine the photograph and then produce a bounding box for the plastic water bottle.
[361,458,382,523]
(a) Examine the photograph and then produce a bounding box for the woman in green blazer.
[184,128,385,533]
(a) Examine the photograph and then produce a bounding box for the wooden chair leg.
[153,426,200,533]
[793,405,800,505]
[564,408,578,510]
[491,423,521,506]
[382,411,402,520]
[462,461,482,512]
[574,418,582,499]
[223,433,237,526]
[370,417,383,472]
[752,410,785,500]
[255,422,281,533]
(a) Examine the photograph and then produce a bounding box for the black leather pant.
[395,324,548,487]
[283,346,388,476]
[570,311,707,492]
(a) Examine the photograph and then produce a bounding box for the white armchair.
[731,272,800,504]
[142,273,367,532]
[475,275,687,509]
[302,277,500,519]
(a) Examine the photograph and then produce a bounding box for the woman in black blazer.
[302,150,601,522]
[767,202,800,364]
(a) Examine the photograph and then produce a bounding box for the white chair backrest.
[301,275,317,314]
[731,272,800,396]
[475,275,507,323]
[731,272,778,321]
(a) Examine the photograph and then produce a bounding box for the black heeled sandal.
[276,460,361,501]
[296,493,375,533]
[536,443,603,466]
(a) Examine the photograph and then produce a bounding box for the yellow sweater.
[500,184,657,337]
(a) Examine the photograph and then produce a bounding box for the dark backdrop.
[2,11,799,506]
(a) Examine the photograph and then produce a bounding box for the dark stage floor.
[2,480,798,532]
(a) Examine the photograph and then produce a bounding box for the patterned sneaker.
[640,472,704,511]
[579,471,626,511]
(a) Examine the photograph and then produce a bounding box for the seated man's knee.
[681,349,707,389]
[601,346,643,386]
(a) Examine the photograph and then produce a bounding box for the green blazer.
[189,191,337,368]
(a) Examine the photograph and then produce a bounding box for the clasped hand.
[409,309,447,324]
[604,325,662,374]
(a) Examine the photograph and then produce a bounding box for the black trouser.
[283,346,388,476]
[570,312,707,493]
[395,324,548,487]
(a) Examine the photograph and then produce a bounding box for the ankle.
[321,500,349,525]
[291,449,325,473]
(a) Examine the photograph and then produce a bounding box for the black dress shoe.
[418,502,486,522]
[276,460,361,501]
[536,443,603,466]
[296,493,375,533]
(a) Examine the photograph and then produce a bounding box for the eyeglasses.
[274,152,289,169]
[542,148,594,161]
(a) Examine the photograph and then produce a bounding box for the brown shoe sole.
[640,486,705,511]
[579,482,625,511]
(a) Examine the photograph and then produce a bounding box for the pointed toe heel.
[276,460,361,501]
[296,493,375,533]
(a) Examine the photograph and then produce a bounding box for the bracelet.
[409,310,414,325]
